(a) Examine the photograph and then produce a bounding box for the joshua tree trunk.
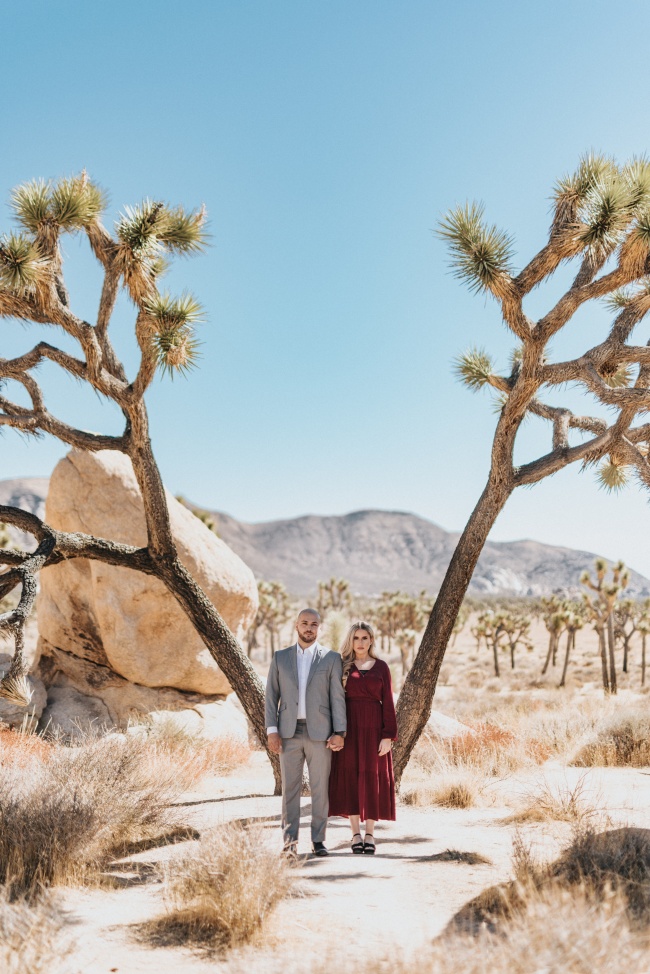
[492,637,501,677]
[541,634,558,676]
[510,641,515,670]
[607,615,618,695]
[598,628,610,693]
[559,630,574,688]
[393,478,510,784]
[622,637,631,674]
[642,634,647,687]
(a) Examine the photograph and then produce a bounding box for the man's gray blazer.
[265,644,347,741]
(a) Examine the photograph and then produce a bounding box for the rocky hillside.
[2,478,649,597]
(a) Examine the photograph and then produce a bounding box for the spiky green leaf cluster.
[152,326,201,378]
[597,459,630,492]
[577,178,634,257]
[601,364,634,388]
[553,153,618,223]
[453,347,494,391]
[437,203,514,296]
[603,287,634,312]
[116,200,207,258]
[11,174,106,232]
[143,292,205,332]
[0,233,48,291]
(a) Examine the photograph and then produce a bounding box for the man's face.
[296,613,321,645]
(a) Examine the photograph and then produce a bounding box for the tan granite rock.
[37,449,258,696]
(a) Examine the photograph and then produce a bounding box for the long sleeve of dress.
[380,662,398,740]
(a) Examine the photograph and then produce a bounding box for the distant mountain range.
[3,476,648,598]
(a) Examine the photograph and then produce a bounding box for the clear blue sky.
[3,0,650,577]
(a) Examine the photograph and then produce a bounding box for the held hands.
[378,738,392,757]
[327,734,345,752]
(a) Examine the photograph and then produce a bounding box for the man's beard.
[299,632,317,645]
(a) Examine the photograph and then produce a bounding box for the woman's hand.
[378,738,392,757]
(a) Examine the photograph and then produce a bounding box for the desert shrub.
[505,777,598,825]
[0,887,74,974]
[550,827,650,922]
[402,770,483,809]
[306,888,647,974]
[129,715,251,778]
[0,728,53,768]
[159,822,292,948]
[572,713,650,767]
[0,734,187,898]
[412,724,550,778]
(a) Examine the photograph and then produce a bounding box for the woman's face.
[352,629,372,656]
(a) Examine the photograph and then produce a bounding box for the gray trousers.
[280,721,331,844]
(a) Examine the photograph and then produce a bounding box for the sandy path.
[59,756,650,974]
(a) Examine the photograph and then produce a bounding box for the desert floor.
[7,613,650,971]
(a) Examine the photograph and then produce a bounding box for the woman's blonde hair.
[340,622,377,685]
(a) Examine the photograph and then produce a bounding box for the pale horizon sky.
[2,0,650,579]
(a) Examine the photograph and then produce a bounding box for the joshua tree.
[0,173,283,787]
[474,609,508,677]
[638,600,650,686]
[540,596,568,675]
[581,559,627,693]
[316,577,351,617]
[395,154,650,783]
[375,591,426,662]
[614,596,642,673]
[502,610,533,670]
[248,580,293,657]
[558,601,586,688]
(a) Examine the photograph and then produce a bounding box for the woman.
[328,622,397,854]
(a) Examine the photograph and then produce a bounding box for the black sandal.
[351,833,364,854]
[363,835,376,855]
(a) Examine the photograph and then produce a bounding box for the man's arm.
[265,654,282,754]
[328,653,347,745]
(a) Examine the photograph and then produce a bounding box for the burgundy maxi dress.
[328,658,397,822]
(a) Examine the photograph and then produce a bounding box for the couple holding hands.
[265,609,397,857]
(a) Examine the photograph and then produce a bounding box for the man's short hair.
[297,608,321,622]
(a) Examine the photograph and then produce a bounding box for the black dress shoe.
[312,842,329,857]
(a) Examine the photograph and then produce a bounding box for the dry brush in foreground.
[0,732,195,899]
[156,822,292,949]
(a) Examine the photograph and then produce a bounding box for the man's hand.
[327,734,345,752]
[378,738,392,757]
[267,732,282,754]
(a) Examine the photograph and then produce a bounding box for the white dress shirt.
[267,641,317,735]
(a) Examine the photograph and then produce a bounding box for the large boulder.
[36,450,258,703]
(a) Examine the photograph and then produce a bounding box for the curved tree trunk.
[393,478,511,786]
[127,422,282,793]
[159,556,282,793]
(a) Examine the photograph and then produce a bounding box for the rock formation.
[35,450,258,736]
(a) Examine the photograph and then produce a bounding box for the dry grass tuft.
[0,733,188,898]
[0,887,74,974]
[572,712,650,767]
[402,772,482,809]
[156,822,292,949]
[505,776,599,825]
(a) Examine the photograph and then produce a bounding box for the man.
[265,608,347,856]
